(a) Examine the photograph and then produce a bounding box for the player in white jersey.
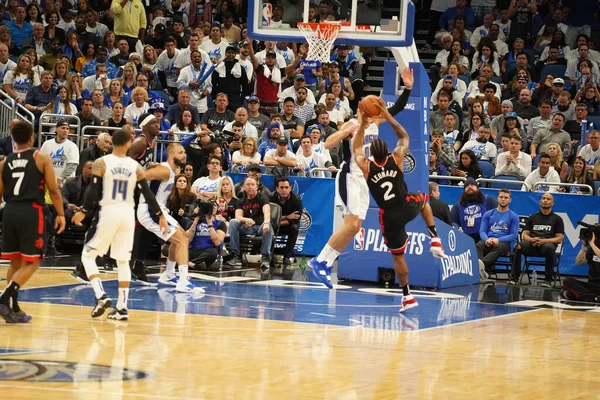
[72,129,168,321]
[308,67,415,288]
[137,143,203,293]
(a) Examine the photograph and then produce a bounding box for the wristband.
[283,215,287,220]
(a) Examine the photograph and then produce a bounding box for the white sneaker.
[176,278,205,294]
[158,272,179,286]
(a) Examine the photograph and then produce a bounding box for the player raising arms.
[0,121,66,323]
[308,67,415,288]
[72,129,168,320]
[353,105,446,312]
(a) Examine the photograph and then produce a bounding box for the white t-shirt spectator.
[460,139,498,161]
[156,48,181,87]
[578,144,600,168]
[200,39,230,61]
[232,150,261,165]
[296,142,332,164]
[296,151,329,175]
[254,50,287,69]
[124,102,150,127]
[174,47,211,69]
[318,94,352,118]
[3,71,41,100]
[326,108,345,126]
[0,59,17,86]
[265,149,296,161]
[222,121,259,141]
[40,137,80,180]
[192,176,221,194]
[524,167,561,192]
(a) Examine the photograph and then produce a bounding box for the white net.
[297,22,342,63]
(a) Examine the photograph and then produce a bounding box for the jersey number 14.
[112,180,128,201]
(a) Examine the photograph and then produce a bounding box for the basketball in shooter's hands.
[358,95,386,117]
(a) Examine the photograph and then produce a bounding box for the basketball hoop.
[297,22,341,63]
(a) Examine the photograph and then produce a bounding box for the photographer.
[186,201,227,271]
[270,177,302,265]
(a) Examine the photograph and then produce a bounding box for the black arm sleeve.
[387,88,412,117]
[81,175,102,212]
[158,70,168,91]
[138,178,164,217]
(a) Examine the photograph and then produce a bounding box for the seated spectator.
[467,78,501,109]
[323,92,345,129]
[441,40,470,76]
[534,45,568,77]
[103,79,130,108]
[247,95,271,133]
[502,67,532,100]
[450,177,498,242]
[280,97,306,139]
[77,132,112,175]
[498,111,527,150]
[76,98,102,135]
[429,147,450,185]
[464,99,494,132]
[439,0,476,34]
[451,149,483,182]
[471,14,504,49]
[234,164,271,198]
[459,126,497,163]
[430,91,460,131]
[513,89,540,120]
[498,133,512,154]
[429,33,453,89]
[295,135,336,176]
[270,177,303,265]
[186,202,227,271]
[102,101,131,129]
[534,19,558,52]
[504,52,533,84]
[300,124,335,166]
[439,114,461,153]
[565,103,593,146]
[292,87,316,124]
[61,160,93,224]
[171,109,202,140]
[552,91,575,121]
[489,23,508,57]
[221,106,258,140]
[90,89,112,122]
[259,123,287,160]
[166,174,196,229]
[225,176,274,269]
[124,87,150,127]
[24,70,57,123]
[511,193,564,286]
[531,113,570,159]
[566,45,600,84]
[524,153,561,192]
[476,189,519,276]
[559,156,595,194]
[472,40,501,79]
[429,182,451,224]
[197,144,230,178]
[81,46,118,79]
[264,137,297,169]
[431,129,456,169]
[280,73,317,105]
[546,143,570,180]
[432,74,465,107]
[457,112,486,150]
[40,120,80,185]
[167,90,203,126]
[578,130,600,170]
[215,176,241,226]
[576,85,600,116]
[191,154,222,200]
[232,137,261,168]
[495,134,532,179]
[41,86,79,126]
[526,100,553,142]
[491,100,521,141]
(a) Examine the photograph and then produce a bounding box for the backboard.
[247,0,415,47]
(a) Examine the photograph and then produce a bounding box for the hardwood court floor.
[0,267,600,399]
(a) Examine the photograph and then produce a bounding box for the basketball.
[359,95,385,117]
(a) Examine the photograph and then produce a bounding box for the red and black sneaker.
[399,295,418,313]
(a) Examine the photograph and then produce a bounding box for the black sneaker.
[14,310,32,323]
[261,255,270,270]
[131,261,158,286]
[0,304,17,323]
[71,263,89,284]
[91,294,112,318]
[107,308,128,321]
[226,254,242,266]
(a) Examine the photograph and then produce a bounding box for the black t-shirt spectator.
[201,108,235,133]
[525,211,565,239]
[110,53,129,68]
[269,191,302,225]
[238,193,269,224]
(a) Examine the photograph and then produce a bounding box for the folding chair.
[490,229,523,281]
[521,240,564,287]
[239,203,282,268]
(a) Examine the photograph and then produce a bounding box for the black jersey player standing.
[353,106,446,313]
[0,121,66,323]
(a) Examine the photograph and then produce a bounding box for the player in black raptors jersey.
[353,106,446,313]
[0,121,66,323]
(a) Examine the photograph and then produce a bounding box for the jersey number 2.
[381,181,395,201]
[112,180,128,201]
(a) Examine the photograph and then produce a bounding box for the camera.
[210,130,234,148]
[577,221,600,245]
[194,198,216,218]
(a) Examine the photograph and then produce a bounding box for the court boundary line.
[412,308,544,333]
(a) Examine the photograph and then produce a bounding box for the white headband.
[139,114,156,128]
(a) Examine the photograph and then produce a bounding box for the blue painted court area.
[19,281,531,331]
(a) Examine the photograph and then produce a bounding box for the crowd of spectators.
[426,0,600,195]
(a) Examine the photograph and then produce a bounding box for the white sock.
[89,277,105,300]
[316,245,333,263]
[325,248,340,267]
[178,265,189,283]
[116,287,129,310]
[165,260,176,275]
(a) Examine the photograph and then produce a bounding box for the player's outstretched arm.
[376,104,410,160]
[144,164,171,182]
[72,158,106,227]
[352,110,370,176]
[324,123,358,150]
[37,152,66,234]
[387,67,413,117]
[136,165,169,234]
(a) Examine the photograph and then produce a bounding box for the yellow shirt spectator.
[110,0,147,39]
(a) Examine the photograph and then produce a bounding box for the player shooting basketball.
[307,67,418,288]
[352,104,446,312]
